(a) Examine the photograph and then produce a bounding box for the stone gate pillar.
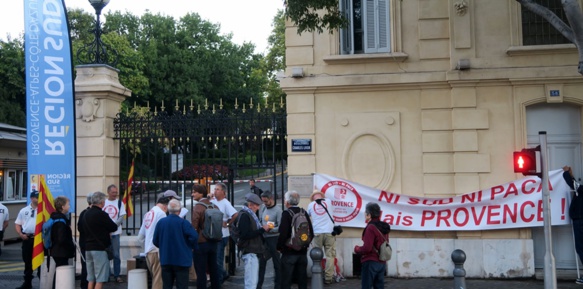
[74,64,130,206]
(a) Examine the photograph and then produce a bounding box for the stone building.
[281,0,583,278]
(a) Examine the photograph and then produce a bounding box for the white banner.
[313,169,571,231]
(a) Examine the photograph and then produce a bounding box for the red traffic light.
[513,149,537,176]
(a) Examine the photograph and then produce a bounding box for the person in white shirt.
[14,190,40,289]
[211,182,238,283]
[138,197,169,289]
[102,184,126,283]
[307,190,336,285]
[0,201,9,257]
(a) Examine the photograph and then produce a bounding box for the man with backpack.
[277,191,314,289]
[191,184,221,289]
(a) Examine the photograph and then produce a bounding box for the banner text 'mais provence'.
[313,169,571,231]
[25,0,76,210]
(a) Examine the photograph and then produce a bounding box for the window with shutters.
[340,0,390,54]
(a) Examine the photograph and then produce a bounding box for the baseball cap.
[30,190,39,199]
[245,193,262,205]
[162,190,181,200]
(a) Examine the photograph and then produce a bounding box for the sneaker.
[576,278,583,285]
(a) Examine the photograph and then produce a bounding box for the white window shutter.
[364,0,390,53]
[340,0,353,54]
[377,0,390,52]
[364,0,377,53]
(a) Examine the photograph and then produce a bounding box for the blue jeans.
[574,219,583,264]
[280,254,307,289]
[110,234,121,278]
[194,241,220,289]
[361,261,385,289]
[242,253,259,289]
[217,237,229,280]
[161,265,190,289]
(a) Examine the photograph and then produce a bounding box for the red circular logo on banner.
[321,180,362,222]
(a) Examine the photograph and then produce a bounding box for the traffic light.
[513,148,538,176]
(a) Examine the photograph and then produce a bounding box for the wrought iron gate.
[114,99,287,273]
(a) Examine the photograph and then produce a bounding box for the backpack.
[197,202,224,241]
[229,211,247,248]
[42,218,66,250]
[373,225,392,261]
[286,208,313,251]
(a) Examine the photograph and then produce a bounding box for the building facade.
[281,0,583,278]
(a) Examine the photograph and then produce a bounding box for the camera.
[332,225,343,236]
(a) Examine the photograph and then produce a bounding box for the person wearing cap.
[0,200,9,257]
[211,182,238,283]
[14,190,40,289]
[78,192,94,289]
[138,196,170,289]
[307,190,336,284]
[238,193,272,289]
[257,191,282,289]
[102,184,126,283]
[161,190,188,218]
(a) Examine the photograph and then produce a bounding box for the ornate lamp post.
[77,0,118,66]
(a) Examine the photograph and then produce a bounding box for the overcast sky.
[0,0,284,54]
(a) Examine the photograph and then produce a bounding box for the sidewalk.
[2,240,583,289]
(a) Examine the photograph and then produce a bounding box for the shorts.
[86,250,110,282]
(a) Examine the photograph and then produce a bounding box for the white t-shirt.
[0,203,9,232]
[307,198,335,234]
[138,205,166,253]
[211,198,237,237]
[15,205,38,235]
[103,199,127,235]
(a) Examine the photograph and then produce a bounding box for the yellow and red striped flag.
[122,160,135,217]
[32,175,56,270]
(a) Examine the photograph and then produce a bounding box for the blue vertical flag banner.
[24,0,76,211]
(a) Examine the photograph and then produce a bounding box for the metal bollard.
[55,265,75,289]
[310,247,324,289]
[128,268,148,289]
[451,249,467,289]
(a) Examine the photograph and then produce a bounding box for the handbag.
[315,199,342,236]
[372,225,392,261]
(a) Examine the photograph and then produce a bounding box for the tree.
[285,0,583,75]
[0,37,25,126]
[263,10,287,106]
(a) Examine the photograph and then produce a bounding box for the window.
[341,0,390,54]
[2,169,27,201]
[521,0,570,45]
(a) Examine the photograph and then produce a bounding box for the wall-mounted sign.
[292,139,312,152]
[549,90,560,97]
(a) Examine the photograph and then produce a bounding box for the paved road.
[2,240,583,289]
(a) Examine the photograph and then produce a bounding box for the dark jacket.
[355,219,390,263]
[77,206,90,251]
[78,206,117,251]
[49,212,75,258]
[250,186,263,197]
[153,214,199,267]
[277,206,314,255]
[563,170,583,220]
[238,210,266,255]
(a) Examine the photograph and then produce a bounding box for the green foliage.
[263,10,287,106]
[284,0,348,34]
[0,37,25,126]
